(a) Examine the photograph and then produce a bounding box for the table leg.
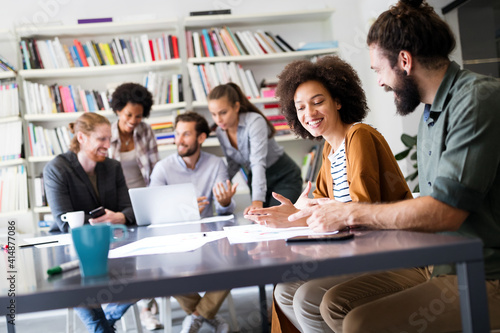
[456,260,490,333]
[6,315,15,333]
[259,285,269,333]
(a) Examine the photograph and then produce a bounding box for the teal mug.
[71,223,128,277]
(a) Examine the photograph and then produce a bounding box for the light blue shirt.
[149,151,235,218]
[216,112,284,202]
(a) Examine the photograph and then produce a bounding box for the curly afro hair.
[276,56,368,140]
[111,82,153,118]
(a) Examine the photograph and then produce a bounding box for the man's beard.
[385,69,421,116]
[178,142,199,157]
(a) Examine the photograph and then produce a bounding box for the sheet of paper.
[147,214,235,228]
[108,231,226,258]
[22,234,73,248]
[223,224,338,244]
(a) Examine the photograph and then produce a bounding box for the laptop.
[129,183,201,226]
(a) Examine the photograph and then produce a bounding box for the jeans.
[75,302,134,333]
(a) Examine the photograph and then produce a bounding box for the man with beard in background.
[149,111,235,333]
[289,0,500,332]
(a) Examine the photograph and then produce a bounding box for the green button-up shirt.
[418,61,500,279]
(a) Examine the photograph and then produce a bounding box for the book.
[225,26,245,55]
[73,39,89,66]
[192,32,203,58]
[172,36,179,58]
[275,35,295,51]
[201,29,214,57]
[77,17,112,24]
[190,9,231,16]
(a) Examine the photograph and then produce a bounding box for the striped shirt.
[328,140,352,203]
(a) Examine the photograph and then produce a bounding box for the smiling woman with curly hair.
[245,55,412,332]
[276,55,368,141]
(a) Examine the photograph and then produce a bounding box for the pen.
[20,240,59,248]
[47,260,80,275]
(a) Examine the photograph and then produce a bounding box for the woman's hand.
[244,200,264,215]
[245,192,302,228]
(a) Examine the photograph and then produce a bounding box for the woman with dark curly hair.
[246,56,412,332]
[109,82,159,189]
[207,82,302,215]
[108,82,162,330]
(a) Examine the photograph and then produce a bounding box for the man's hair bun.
[400,0,424,8]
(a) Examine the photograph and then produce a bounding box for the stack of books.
[0,165,28,212]
[0,54,16,72]
[23,81,109,114]
[0,120,22,160]
[149,116,175,146]
[261,103,291,136]
[0,82,19,117]
[186,27,294,58]
[19,34,179,70]
[143,72,184,105]
[27,124,72,157]
[187,61,259,102]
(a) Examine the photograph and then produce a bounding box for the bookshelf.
[15,19,186,230]
[6,8,336,230]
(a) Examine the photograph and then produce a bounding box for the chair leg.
[67,308,74,333]
[120,304,143,333]
[160,297,172,333]
[226,293,240,332]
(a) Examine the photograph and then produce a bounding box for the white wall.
[1,0,460,178]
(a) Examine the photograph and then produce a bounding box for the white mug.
[61,211,85,228]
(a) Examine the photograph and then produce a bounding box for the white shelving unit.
[16,19,186,229]
[6,9,337,229]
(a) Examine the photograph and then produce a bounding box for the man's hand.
[89,209,126,225]
[289,198,343,232]
[213,180,238,207]
[197,196,209,214]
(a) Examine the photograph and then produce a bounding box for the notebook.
[129,183,201,226]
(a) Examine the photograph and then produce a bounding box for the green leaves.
[395,133,419,192]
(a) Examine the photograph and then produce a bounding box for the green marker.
[47,260,79,275]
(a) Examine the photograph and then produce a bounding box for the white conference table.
[0,218,491,332]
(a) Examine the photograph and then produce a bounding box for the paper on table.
[108,231,226,258]
[223,224,338,244]
[22,234,73,248]
[147,214,235,228]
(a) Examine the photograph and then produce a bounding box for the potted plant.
[395,134,419,192]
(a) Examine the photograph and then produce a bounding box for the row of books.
[0,82,19,118]
[0,121,22,160]
[0,54,16,72]
[0,165,28,213]
[27,124,73,157]
[261,103,292,136]
[23,80,110,115]
[143,72,184,105]
[187,61,260,102]
[301,142,324,183]
[20,34,180,70]
[186,27,294,58]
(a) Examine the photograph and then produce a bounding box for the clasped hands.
[245,181,352,232]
